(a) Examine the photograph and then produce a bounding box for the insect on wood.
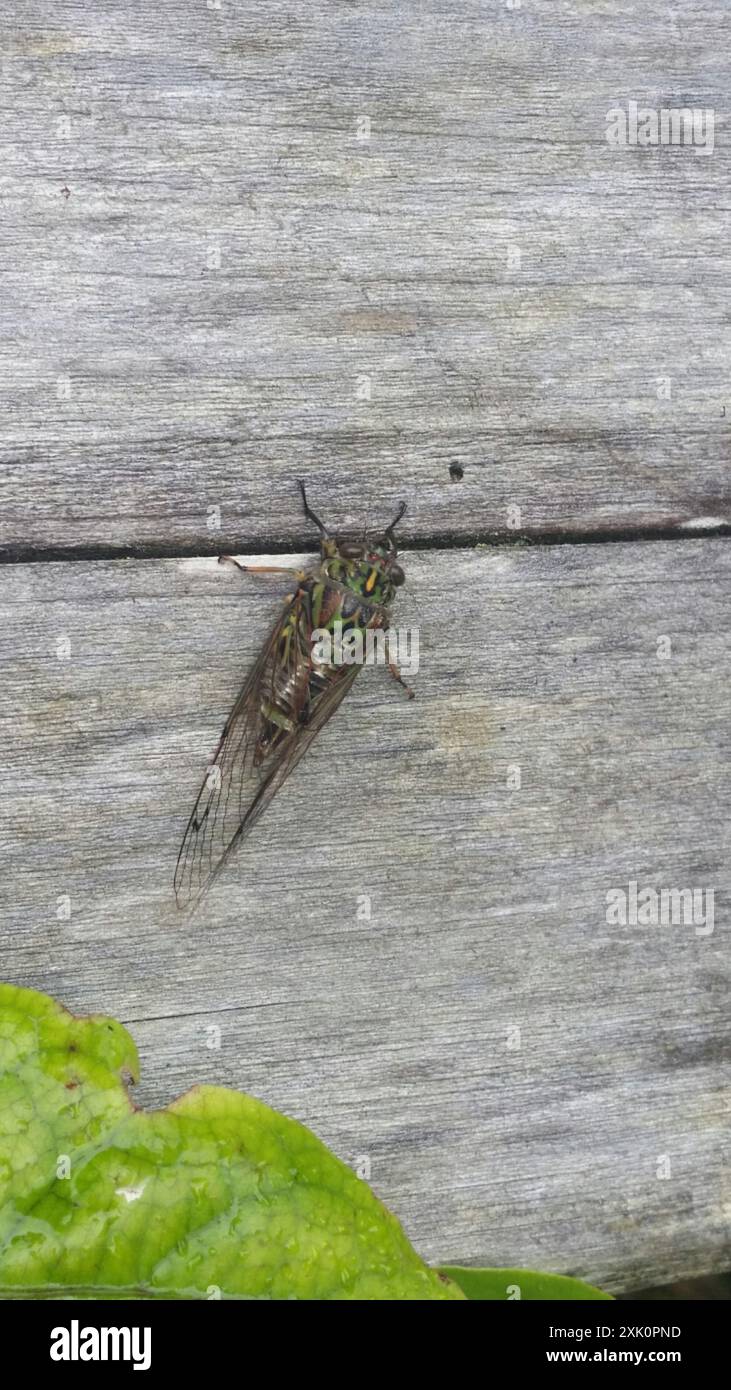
[174,482,413,908]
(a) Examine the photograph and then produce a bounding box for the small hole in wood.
[449,463,464,482]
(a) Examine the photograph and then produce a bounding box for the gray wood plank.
[0,538,728,1293]
[1,2,730,552]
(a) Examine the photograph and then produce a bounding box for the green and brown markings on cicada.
[174,481,412,909]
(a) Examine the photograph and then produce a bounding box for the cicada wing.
[174,591,361,909]
[230,658,360,842]
[174,589,303,909]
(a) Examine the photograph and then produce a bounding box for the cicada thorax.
[321,548,399,609]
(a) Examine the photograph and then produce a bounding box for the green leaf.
[439,1266,612,1301]
[0,984,463,1301]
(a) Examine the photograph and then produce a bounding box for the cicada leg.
[219,556,308,581]
[388,661,416,700]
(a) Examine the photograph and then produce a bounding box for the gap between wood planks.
[1,521,729,566]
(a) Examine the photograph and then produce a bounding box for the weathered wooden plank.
[0,539,728,1292]
[1,2,729,551]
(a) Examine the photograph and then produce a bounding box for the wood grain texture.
[1,539,728,1293]
[1,1,730,552]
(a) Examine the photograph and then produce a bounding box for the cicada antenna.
[297,479,329,537]
[383,500,407,548]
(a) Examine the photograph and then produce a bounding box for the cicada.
[174,482,413,908]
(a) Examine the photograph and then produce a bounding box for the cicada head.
[323,501,407,605]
